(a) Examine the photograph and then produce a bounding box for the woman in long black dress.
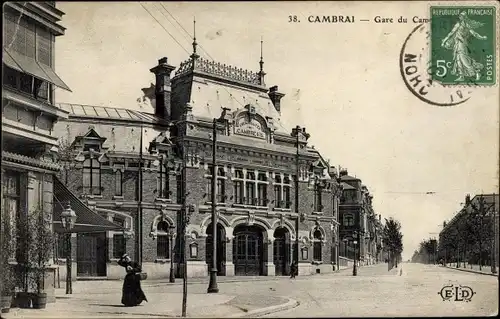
[117,254,148,306]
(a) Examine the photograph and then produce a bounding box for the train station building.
[52,41,344,279]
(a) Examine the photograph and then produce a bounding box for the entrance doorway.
[233,225,264,276]
[77,233,107,277]
[205,223,226,276]
[273,227,290,275]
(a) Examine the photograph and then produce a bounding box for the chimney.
[379,214,381,221]
[465,194,471,205]
[268,85,285,113]
[150,57,176,120]
[339,169,348,177]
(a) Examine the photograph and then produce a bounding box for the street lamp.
[169,225,176,283]
[353,230,358,276]
[207,109,228,294]
[60,202,77,295]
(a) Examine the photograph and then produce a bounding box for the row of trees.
[411,238,437,264]
[438,195,497,271]
[382,217,404,268]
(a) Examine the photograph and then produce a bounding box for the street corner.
[1,292,238,319]
[226,294,299,318]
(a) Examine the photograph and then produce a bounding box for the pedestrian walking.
[290,261,298,279]
[118,254,148,307]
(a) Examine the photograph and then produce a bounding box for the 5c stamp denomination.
[430,6,497,86]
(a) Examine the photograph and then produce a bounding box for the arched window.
[156,221,171,259]
[83,158,101,195]
[313,229,322,261]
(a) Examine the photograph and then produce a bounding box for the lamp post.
[353,230,358,276]
[207,109,228,294]
[60,202,77,295]
[169,225,176,283]
[294,126,300,273]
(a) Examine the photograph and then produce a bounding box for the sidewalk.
[442,264,499,277]
[2,282,297,318]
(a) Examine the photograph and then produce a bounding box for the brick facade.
[52,52,345,279]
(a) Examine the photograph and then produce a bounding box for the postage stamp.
[430,6,497,86]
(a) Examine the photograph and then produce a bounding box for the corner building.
[54,49,342,279]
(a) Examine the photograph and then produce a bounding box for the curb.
[144,264,387,287]
[443,266,498,277]
[229,297,300,318]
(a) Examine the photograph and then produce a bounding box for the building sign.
[234,116,266,139]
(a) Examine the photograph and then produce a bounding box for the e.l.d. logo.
[438,284,476,302]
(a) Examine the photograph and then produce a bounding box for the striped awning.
[52,176,123,233]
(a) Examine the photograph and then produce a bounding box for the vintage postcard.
[1,1,498,318]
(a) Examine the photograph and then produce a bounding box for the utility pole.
[136,124,144,264]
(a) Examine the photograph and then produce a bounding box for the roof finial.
[259,36,264,72]
[191,17,199,60]
[258,36,266,86]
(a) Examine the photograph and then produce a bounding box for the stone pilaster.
[225,238,235,276]
[265,238,275,276]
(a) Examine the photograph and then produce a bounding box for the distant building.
[338,169,382,265]
[53,43,343,279]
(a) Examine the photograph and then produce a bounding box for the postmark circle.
[399,23,474,107]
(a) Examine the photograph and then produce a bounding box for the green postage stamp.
[430,6,497,85]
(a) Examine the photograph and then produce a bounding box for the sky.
[54,1,499,260]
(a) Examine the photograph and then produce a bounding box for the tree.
[56,136,77,185]
[382,217,403,268]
